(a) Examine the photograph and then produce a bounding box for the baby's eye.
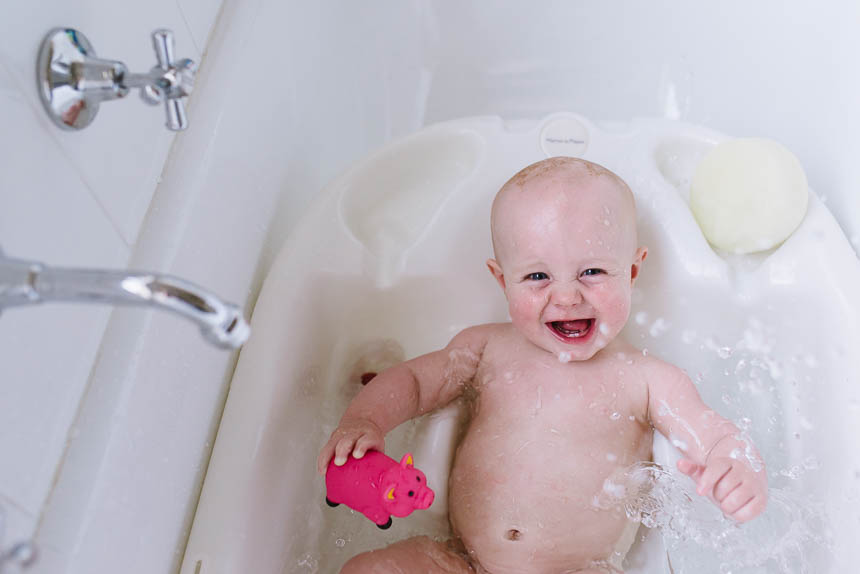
[525,272,549,281]
[581,268,605,277]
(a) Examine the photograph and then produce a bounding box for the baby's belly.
[448,423,648,573]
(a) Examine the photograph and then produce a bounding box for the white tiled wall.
[0,0,223,553]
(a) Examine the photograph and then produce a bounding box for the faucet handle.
[164,98,188,131]
[141,29,196,130]
[152,29,176,71]
[151,30,196,96]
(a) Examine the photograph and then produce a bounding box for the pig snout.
[417,488,434,509]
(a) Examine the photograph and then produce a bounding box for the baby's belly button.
[455,525,597,574]
[449,491,621,558]
[450,500,553,545]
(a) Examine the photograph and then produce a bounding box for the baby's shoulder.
[447,322,512,354]
[610,341,686,383]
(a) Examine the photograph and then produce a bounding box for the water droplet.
[296,554,319,571]
[780,465,803,479]
[335,538,346,547]
[671,436,689,451]
[649,318,669,337]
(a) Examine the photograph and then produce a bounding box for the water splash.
[594,462,830,573]
[295,553,319,573]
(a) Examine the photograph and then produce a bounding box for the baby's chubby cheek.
[505,290,544,322]
[594,287,632,333]
[507,299,533,327]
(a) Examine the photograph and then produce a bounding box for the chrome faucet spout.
[0,253,249,349]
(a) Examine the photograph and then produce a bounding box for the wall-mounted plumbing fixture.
[0,248,250,349]
[0,506,37,573]
[37,28,196,131]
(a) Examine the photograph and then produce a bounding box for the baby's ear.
[486,259,506,290]
[630,247,648,284]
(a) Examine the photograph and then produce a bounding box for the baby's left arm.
[647,364,768,523]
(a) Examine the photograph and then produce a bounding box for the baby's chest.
[457,368,651,494]
[474,357,646,429]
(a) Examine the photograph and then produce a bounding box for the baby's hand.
[316,418,385,475]
[677,456,767,523]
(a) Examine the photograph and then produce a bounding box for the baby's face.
[488,160,646,361]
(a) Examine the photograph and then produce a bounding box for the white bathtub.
[32,2,860,573]
[180,113,860,573]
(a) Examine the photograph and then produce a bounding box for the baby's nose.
[550,282,582,306]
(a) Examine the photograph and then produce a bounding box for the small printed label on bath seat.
[540,115,589,158]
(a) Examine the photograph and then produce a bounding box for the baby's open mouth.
[547,319,594,342]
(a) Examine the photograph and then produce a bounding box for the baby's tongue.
[558,319,589,332]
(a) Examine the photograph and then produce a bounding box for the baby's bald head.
[490,157,638,266]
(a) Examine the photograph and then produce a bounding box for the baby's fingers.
[316,433,359,475]
[696,459,732,498]
[677,458,705,481]
[731,494,767,523]
[333,436,359,467]
[721,485,755,517]
[353,433,383,459]
[712,467,744,503]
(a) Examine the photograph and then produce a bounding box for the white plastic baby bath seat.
[180,113,860,574]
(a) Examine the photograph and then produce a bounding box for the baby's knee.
[340,536,473,574]
[340,550,388,574]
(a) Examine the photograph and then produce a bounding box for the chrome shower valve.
[37,27,197,131]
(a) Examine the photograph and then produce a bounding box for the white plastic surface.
[181,114,860,573]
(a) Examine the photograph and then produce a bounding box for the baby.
[317,157,768,573]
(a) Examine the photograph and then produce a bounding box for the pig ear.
[385,485,396,500]
[400,453,414,469]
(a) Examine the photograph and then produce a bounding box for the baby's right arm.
[316,325,492,475]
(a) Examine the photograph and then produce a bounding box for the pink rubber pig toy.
[325,451,435,529]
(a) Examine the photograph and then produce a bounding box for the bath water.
[594,461,831,573]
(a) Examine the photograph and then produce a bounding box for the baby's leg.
[571,563,624,574]
[340,536,474,574]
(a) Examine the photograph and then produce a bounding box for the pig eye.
[408,491,415,497]
[416,476,421,482]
